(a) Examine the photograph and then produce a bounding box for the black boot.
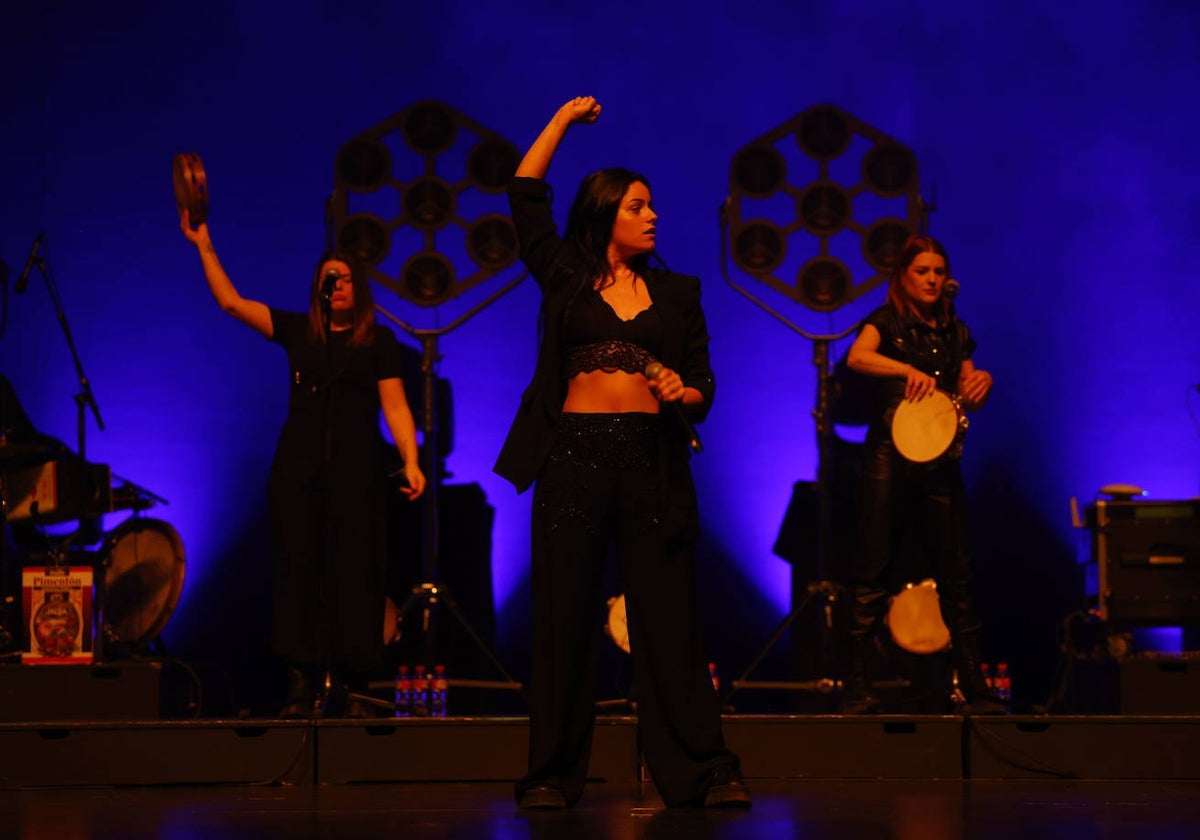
[842,636,882,714]
[952,636,1006,715]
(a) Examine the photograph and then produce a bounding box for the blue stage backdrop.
[3,1,1198,709]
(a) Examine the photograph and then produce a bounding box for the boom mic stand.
[374,273,529,705]
[21,239,110,654]
[717,204,858,705]
[26,240,106,462]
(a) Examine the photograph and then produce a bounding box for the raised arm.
[180,210,273,338]
[515,96,602,179]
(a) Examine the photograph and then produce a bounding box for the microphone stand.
[717,203,858,706]
[313,289,340,717]
[373,273,530,706]
[21,242,108,658]
[29,245,105,462]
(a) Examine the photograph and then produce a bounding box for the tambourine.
[891,389,968,463]
[886,579,951,654]
[604,594,630,654]
[172,152,209,225]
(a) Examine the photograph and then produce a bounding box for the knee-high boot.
[951,630,1006,715]
[843,585,887,714]
[842,635,882,714]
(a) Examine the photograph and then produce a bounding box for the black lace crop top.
[562,287,663,378]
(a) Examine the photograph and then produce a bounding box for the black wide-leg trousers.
[517,414,738,807]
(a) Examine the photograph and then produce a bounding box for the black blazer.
[493,177,715,504]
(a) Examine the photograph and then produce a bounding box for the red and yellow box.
[22,566,95,664]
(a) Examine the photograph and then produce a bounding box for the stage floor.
[5,661,1200,837]
[4,778,1200,839]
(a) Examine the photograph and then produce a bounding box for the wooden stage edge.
[3,713,1200,789]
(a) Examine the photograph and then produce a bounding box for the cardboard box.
[22,566,95,664]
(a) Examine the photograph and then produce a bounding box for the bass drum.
[102,517,186,648]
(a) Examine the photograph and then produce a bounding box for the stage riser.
[0,663,162,722]
[5,716,1200,789]
[317,719,637,784]
[966,717,1200,779]
[0,722,311,788]
[1120,658,1200,714]
[725,717,964,780]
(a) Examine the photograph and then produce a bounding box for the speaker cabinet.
[1120,654,1200,714]
[1086,499,1200,624]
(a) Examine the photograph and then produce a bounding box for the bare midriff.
[562,371,660,414]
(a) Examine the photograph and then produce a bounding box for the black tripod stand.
[718,208,860,706]
[375,278,528,708]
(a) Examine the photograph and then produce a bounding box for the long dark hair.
[306,251,376,346]
[564,167,658,291]
[886,235,952,322]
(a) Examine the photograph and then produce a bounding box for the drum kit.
[1,441,183,661]
[2,179,190,663]
[0,150,208,660]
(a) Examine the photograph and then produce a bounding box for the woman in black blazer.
[495,96,748,811]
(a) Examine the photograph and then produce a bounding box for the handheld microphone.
[15,232,45,294]
[320,270,339,304]
[644,361,703,453]
[944,278,960,299]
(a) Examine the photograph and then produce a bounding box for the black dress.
[266,309,404,674]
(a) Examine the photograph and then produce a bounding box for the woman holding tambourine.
[174,153,426,718]
[842,235,1004,715]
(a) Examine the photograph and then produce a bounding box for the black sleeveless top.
[562,286,663,378]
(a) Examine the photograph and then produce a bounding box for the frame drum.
[172,152,209,225]
[102,517,186,647]
[891,389,967,463]
[604,594,631,654]
[886,579,950,654]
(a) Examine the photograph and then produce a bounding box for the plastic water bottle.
[393,665,411,718]
[431,664,449,717]
[412,665,429,716]
[708,662,720,693]
[994,663,1011,705]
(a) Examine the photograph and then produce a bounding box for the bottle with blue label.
[431,664,449,717]
[411,665,430,716]
[994,663,1011,706]
[393,665,411,718]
